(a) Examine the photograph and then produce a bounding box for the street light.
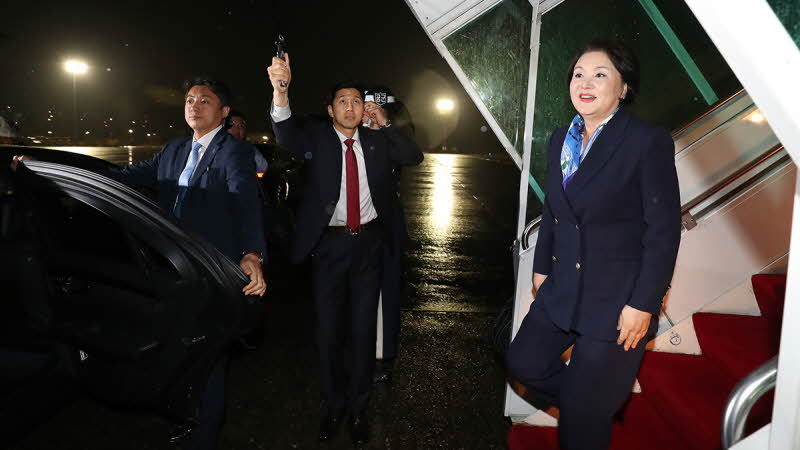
[64,60,88,75]
[64,60,88,143]
[435,98,455,151]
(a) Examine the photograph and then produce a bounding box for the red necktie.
[344,138,361,231]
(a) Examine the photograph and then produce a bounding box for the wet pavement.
[8,152,520,450]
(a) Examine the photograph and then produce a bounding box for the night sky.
[1,0,505,153]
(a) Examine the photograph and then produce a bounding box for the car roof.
[0,146,118,172]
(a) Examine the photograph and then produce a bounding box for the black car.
[254,143,305,261]
[0,146,263,445]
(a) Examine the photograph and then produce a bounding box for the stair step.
[637,351,737,450]
[508,423,558,450]
[693,313,779,379]
[610,395,692,450]
[508,394,691,450]
[751,274,786,325]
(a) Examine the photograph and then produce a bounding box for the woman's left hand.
[616,305,652,351]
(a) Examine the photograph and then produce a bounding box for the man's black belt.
[328,220,378,235]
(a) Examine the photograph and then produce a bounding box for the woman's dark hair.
[182,76,232,108]
[328,79,364,105]
[566,39,640,105]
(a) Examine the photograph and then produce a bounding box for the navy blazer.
[106,130,266,263]
[272,115,423,263]
[532,108,681,341]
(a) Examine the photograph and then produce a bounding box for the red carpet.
[508,274,785,450]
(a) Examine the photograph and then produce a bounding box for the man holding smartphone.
[267,55,422,446]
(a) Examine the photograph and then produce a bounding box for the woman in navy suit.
[506,39,681,449]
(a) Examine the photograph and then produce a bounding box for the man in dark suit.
[226,110,269,174]
[267,54,422,445]
[362,85,415,384]
[106,77,267,450]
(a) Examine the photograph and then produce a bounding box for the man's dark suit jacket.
[271,116,423,263]
[106,130,266,262]
[532,108,681,341]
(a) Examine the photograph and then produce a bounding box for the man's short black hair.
[328,80,364,106]
[183,76,232,108]
[226,110,246,129]
[566,39,640,105]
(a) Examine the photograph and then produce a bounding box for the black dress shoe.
[237,337,258,351]
[373,370,392,384]
[168,424,193,445]
[318,409,345,442]
[373,358,395,384]
[350,412,369,445]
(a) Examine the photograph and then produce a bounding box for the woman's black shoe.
[350,412,369,445]
[318,409,345,442]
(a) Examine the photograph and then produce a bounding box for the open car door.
[1,156,261,432]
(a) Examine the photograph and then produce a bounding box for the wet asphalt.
[8,152,520,450]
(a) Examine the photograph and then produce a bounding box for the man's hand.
[531,272,548,300]
[361,109,379,130]
[616,305,652,351]
[240,253,266,296]
[267,53,291,106]
[10,155,34,171]
[365,101,388,127]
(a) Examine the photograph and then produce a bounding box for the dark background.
[1,0,506,153]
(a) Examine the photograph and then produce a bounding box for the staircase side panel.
[664,164,795,324]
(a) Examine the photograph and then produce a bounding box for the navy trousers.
[506,301,655,450]
[378,196,407,362]
[312,226,383,413]
[188,357,227,450]
[378,240,404,361]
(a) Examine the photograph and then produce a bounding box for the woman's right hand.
[531,272,548,299]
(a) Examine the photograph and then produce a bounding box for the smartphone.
[275,34,287,87]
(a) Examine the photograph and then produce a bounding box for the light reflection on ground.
[404,153,518,313]
[430,154,456,234]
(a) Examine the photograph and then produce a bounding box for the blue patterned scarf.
[560,109,618,189]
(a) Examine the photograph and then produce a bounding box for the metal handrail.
[721,356,778,449]
[672,89,747,139]
[681,143,787,230]
[520,216,542,250]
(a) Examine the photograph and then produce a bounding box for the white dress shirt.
[188,124,224,178]
[271,103,378,226]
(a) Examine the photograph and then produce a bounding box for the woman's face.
[569,51,628,124]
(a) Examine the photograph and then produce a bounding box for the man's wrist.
[273,92,289,107]
[242,251,263,265]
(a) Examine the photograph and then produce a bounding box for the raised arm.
[267,53,309,159]
[365,102,422,166]
[382,126,423,166]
